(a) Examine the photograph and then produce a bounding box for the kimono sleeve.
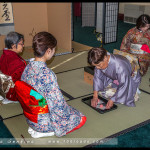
[110,72,133,104]
[11,66,26,83]
[120,28,134,52]
[93,68,106,92]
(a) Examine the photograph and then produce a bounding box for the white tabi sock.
[0,95,4,101]
[28,127,35,134]
[30,130,55,138]
[2,98,19,104]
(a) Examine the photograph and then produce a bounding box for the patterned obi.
[0,71,15,97]
[130,44,148,54]
[113,49,140,77]
[15,81,49,123]
[129,43,150,62]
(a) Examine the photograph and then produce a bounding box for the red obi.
[15,81,49,123]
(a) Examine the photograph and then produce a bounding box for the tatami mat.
[139,67,150,93]
[3,91,150,147]
[57,68,93,98]
[72,41,92,52]
[0,103,23,120]
[49,51,89,73]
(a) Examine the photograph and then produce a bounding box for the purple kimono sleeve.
[93,68,112,92]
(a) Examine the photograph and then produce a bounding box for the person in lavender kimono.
[88,47,141,109]
[20,31,86,138]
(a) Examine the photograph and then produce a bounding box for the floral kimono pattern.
[21,61,85,137]
[120,27,150,76]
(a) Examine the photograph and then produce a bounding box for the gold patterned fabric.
[0,71,15,98]
[98,82,139,102]
[113,49,140,77]
[120,27,150,76]
[99,83,116,99]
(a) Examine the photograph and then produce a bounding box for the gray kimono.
[93,54,141,107]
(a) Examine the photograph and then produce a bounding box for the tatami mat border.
[0,115,3,121]
[139,89,150,95]
[85,118,150,147]
[2,114,23,121]
[61,89,74,100]
[66,93,93,102]
[55,66,85,75]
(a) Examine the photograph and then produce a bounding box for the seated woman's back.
[20,31,86,137]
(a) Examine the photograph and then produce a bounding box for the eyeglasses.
[17,42,24,46]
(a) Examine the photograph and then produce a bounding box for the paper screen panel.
[82,2,96,27]
[104,2,118,44]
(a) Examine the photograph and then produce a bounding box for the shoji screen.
[103,2,119,44]
[82,2,96,27]
[96,2,104,33]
